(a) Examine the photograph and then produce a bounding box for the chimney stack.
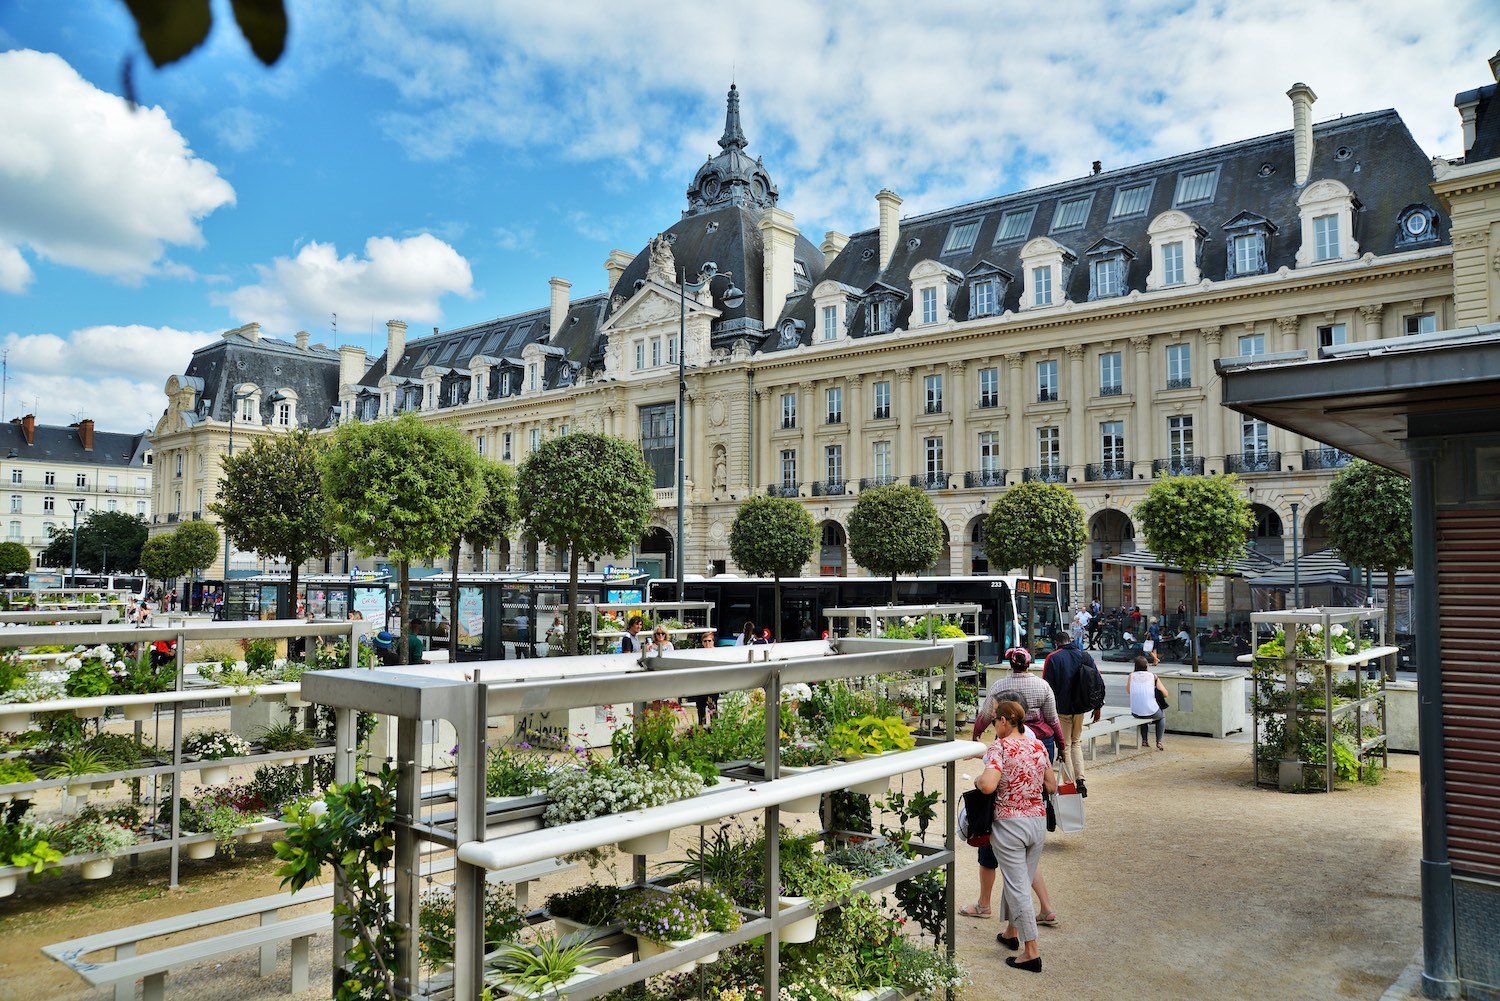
[549,277,572,339]
[1287,83,1317,186]
[821,231,849,266]
[604,250,634,293]
[78,419,94,451]
[876,189,902,271]
[760,207,800,328]
[339,345,368,388]
[295,330,310,350]
[20,414,34,446]
[385,320,407,376]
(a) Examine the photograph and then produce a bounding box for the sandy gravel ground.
[0,733,1422,1001]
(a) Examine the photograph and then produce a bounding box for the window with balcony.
[1166,343,1192,389]
[1037,426,1061,471]
[825,444,843,488]
[873,380,892,420]
[1242,416,1270,458]
[7,522,18,542]
[1169,415,1194,460]
[106,474,117,491]
[1101,421,1126,469]
[979,431,1001,477]
[780,449,798,491]
[978,366,999,408]
[924,436,945,479]
[872,441,892,481]
[1037,360,1059,402]
[75,473,86,488]
[781,392,797,429]
[43,496,55,514]
[44,470,55,487]
[8,469,19,485]
[826,387,843,424]
[1100,352,1122,395]
[8,495,19,513]
[924,374,944,414]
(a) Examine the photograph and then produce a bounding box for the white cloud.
[208,106,273,154]
[216,234,475,332]
[0,50,236,287]
[1,325,218,433]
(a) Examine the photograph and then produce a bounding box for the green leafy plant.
[258,722,315,753]
[41,745,112,782]
[0,804,64,874]
[62,654,113,699]
[245,763,313,813]
[545,883,625,927]
[244,638,278,675]
[493,936,604,995]
[610,703,718,783]
[486,741,554,797]
[673,882,741,933]
[184,727,252,760]
[826,715,916,759]
[0,653,27,696]
[892,868,946,944]
[677,690,766,764]
[0,759,37,785]
[825,840,908,878]
[419,883,526,968]
[47,813,137,856]
[779,739,836,767]
[616,886,709,943]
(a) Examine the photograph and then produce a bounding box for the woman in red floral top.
[975,698,1057,973]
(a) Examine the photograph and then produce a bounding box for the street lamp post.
[1291,500,1301,609]
[68,497,85,588]
[676,262,744,601]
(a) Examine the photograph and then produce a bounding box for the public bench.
[1078,705,1148,760]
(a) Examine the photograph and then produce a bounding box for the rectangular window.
[277,402,291,425]
[106,474,117,490]
[942,219,980,255]
[1091,257,1122,298]
[1169,415,1194,459]
[979,431,1001,474]
[821,304,839,341]
[978,366,1000,408]
[920,286,938,324]
[1032,265,1053,307]
[635,342,645,369]
[781,392,797,429]
[75,473,87,488]
[1101,421,1125,466]
[972,278,996,317]
[1242,416,1270,457]
[1313,214,1339,261]
[106,498,116,513]
[668,336,677,365]
[1111,183,1152,218]
[873,380,892,420]
[530,429,541,452]
[826,387,843,424]
[1052,195,1092,231]
[558,424,569,437]
[1100,352,1122,395]
[1037,360,1059,402]
[866,299,892,334]
[825,444,843,485]
[639,403,676,489]
[43,496,55,514]
[1405,313,1436,336]
[9,469,18,485]
[1174,167,1219,205]
[7,522,17,542]
[44,470,55,487]
[1317,323,1347,349]
[650,340,661,368]
[873,441,892,481]
[924,436,945,477]
[1161,241,1184,286]
[135,500,146,515]
[1037,427,1061,469]
[8,495,18,513]
[780,449,797,490]
[135,476,146,493]
[1239,333,1265,356]
[241,397,256,421]
[502,432,513,460]
[475,434,486,455]
[924,374,943,414]
[1166,343,1192,388]
[1232,233,1264,276]
[994,207,1035,243]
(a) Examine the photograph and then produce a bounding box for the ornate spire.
[718,83,747,151]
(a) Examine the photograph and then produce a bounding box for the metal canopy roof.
[1099,548,1276,578]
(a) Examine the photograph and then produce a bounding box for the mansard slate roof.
[0,421,149,466]
[765,109,1446,352]
[184,330,343,427]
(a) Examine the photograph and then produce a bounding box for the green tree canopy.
[40,510,149,574]
[1135,474,1254,671]
[984,482,1088,649]
[728,496,818,641]
[1323,458,1413,678]
[211,428,339,617]
[138,533,180,584]
[847,484,944,602]
[518,433,655,654]
[446,459,519,658]
[0,541,32,577]
[172,520,220,581]
[321,415,483,664]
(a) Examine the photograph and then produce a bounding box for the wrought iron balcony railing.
[766,483,800,498]
[909,473,950,491]
[1303,447,1352,470]
[810,479,847,497]
[1022,465,1068,484]
[858,475,899,491]
[1152,456,1205,477]
[1224,450,1281,474]
[1166,377,1193,390]
[1084,461,1134,482]
[964,469,1008,489]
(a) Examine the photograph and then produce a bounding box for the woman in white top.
[645,626,675,656]
[1126,654,1170,750]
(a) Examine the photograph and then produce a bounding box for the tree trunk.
[566,547,580,655]
[1189,574,1201,673]
[1384,566,1397,681]
[773,573,782,644]
[449,540,461,662]
[398,558,411,666]
[1024,565,1036,651]
[288,559,300,628]
[889,574,898,605]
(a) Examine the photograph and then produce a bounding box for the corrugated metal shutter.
[1437,509,1500,880]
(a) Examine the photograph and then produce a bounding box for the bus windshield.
[1013,578,1063,650]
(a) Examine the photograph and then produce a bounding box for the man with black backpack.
[1042,629,1106,797]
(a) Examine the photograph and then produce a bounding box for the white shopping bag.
[1051,760,1085,833]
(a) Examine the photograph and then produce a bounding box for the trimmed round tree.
[0,541,32,578]
[1134,474,1254,672]
[728,496,818,641]
[447,459,518,658]
[984,481,1087,650]
[847,483,944,603]
[172,519,220,584]
[211,428,338,618]
[321,414,484,664]
[1322,458,1412,679]
[517,433,655,654]
[138,533,181,587]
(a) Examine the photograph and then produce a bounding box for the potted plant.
[0,759,37,804]
[41,746,112,797]
[486,741,555,800]
[491,936,603,999]
[545,883,625,941]
[615,886,711,973]
[419,883,526,969]
[47,812,137,878]
[543,761,705,856]
[183,727,252,785]
[826,715,917,796]
[777,836,856,944]
[0,816,64,895]
[258,722,315,765]
[776,740,836,813]
[171,783,267,858]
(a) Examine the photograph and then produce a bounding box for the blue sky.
[0,0,1491,432]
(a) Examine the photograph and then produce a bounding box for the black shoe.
[1076,778,1088,799]
[1006,956,1042,973]
[996,932,1019,950]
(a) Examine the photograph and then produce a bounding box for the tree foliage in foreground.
[0,541,32,577]
[985,481,1087,649]
[729,496,818,641]
[847,484,944,602]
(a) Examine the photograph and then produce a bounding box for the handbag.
[960,786,997,847]
[1050,760,1085,833]
[1155,687,1170,710]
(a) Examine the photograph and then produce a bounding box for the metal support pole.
[393,717,422,997]
[454,678,486,1001]
[677,271,687,603]
[1291,501,1301,609]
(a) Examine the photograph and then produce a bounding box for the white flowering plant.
[542,760,706,826]
[183,727,252,760]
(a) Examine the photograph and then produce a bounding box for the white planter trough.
[198,763,231,785]
[72,706,103,720]
[841,760,891,798]
[284,695,309,709]
[550,915,621,947]
[122,702,156,722]
[633,932,716,974]
[89,779,114,791]
[183,839,218,860]
[80,857,115,880]
[615,827,674,856]
[66,781,93,798]
[0,712,28,732]
[777,765,828,814]
[238,818,280,845]
[0,873,16,897]
[259,692,287,704]
[492,968,597,999]
[777,895,818,943]
[228,694,255,708]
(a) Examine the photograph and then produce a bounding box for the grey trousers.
[991,814,1047,943]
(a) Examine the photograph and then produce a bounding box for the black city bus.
[649,574,1064,662]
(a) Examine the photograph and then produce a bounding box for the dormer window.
[993,207,1035,244]
[820,304,840,341]
[1110,182,1153,219]
[964,261,1013,320]
[1173,166,1219,206]
[1294,179,1360,267]
[1146,210,1206,290]
[1018,237,1076,311]
[1051,195,1092,232]
[942,219,981,255]
[811,279,860,346]
[860,282,907,335]
[1395,204,1440,247]
[1084,238,1135,301]
[1222,212,1277,279]
[908,260,961,327]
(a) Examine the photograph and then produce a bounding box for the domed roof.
[685,84,779,217]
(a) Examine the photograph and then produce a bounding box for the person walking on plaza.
[961,648,1062,926]
[1128,654,1170,750]
[1042,629,1104,797]
[976,697,1057,973]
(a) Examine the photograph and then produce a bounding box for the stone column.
[1065,344,1086,474]
[897,371,915,479]
[1132,335,1153,467]
[1359,303,1384,342]
[847,374,865,485]
[800,380,815,493]
[1201,327,1224,469]
[949,361,968,485]
[755,388,771,495]
[1005,353,1025,474]
[1276,315,1306,461]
